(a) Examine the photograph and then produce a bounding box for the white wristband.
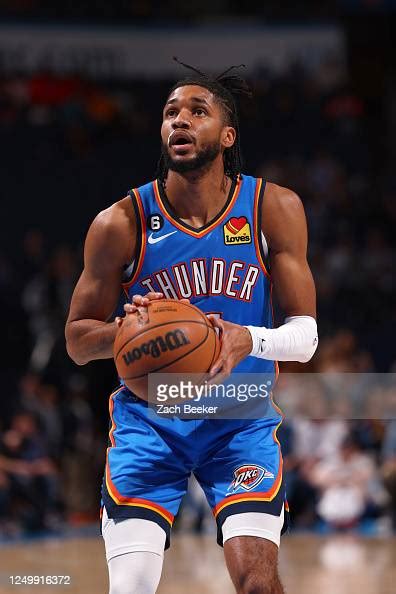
[246,316,318,363]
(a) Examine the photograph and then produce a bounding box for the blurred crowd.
[0,60,395,538]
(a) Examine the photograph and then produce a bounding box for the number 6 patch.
[147,214,164,231]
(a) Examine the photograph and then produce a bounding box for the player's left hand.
[207,316,253,383]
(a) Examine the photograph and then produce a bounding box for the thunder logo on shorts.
[227,465,275,493]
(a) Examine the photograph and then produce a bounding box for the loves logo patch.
[223,216,251,245]
[227,464,274,493]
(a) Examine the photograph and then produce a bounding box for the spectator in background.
[309,434,387,529]
[0,412,61,533]
[381,387,396,530]
[381,421,396,530]
[287,383,348,527]
[18,372,42,414]
[21,243,78,373]
[35,383,64,460]
[62,374,98,523]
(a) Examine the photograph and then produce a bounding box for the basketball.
[114,299,220,399]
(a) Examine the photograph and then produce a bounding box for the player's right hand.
[115,292,164,327]
[127,292,165,313]
[115,292,191,327]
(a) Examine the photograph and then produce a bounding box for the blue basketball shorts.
[101,386,288,548]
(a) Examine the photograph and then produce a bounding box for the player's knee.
[235,569,281,594]
[108,551,162,594]
[108,570,132,594]
[109,571,154,594]
[236,582,279,594]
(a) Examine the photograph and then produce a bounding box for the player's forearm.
[246,316,318,363]
[65,319,118,365]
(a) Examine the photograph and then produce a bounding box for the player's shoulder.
[264,181,303,215]
[261,182,307,246]
[90,195,135,239]
[84,195,136,264]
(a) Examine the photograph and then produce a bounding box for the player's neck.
[164,162,231,226]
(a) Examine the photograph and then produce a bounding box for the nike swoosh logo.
[148,231,178,244]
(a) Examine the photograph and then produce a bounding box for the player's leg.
[102,508,166,594]
[222,505,285,593]
[223,525,284,594]
[102,387,193,594]
[108,553,163,594]
[195,417,287,594]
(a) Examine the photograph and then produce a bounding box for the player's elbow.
[66,341,88,366]
[65,324,88,366]
[297,335,319,363]
[297,353,314,364]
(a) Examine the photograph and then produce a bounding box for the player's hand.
[207,316,252,383]
[115,292,163,327]
[124,292,164,315]
[116,293,190,327]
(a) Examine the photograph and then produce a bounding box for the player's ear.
[221,126,236,149]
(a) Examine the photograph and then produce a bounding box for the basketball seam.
[171,300,209,324]
[122,321,210,379]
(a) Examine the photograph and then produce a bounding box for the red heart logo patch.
[226,216,247,235]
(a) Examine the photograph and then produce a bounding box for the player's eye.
[165,109,177,117]
[194,108,207,116]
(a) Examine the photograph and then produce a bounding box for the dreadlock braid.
[157,58,252,182]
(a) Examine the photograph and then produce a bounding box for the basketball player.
[66,64,318,594]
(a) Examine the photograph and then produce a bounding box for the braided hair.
[157,57,252,182]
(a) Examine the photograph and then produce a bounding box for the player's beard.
[161,140,221,174]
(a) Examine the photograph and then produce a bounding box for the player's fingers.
[209,355,225,378]
[215,370,230,385]
[115,316,123,328]
[132,294,149,306]
[207,367,228,385]
[207,315,224,333]
[180,298,191,304]
[212,356,233,383]
[145,292,163,301]
[124,303,138,313]
[136,305,149,324]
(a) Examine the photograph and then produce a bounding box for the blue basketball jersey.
[101,174,288,543]
[122,174,277,378]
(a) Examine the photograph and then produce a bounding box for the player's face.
[161,85,235,174]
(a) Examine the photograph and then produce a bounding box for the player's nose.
[172,109,191,129]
